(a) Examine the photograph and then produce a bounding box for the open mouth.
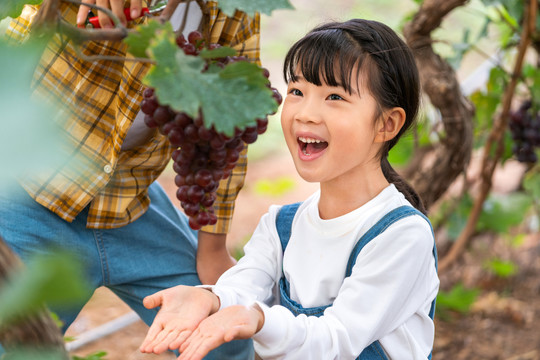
[298,136,328,156]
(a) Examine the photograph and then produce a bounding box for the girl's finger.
[140,323,163,352]
[149,327,177,353]
[179,328,199,353]
[169,329,192,350]
[142,292,162,309]
[184,334,219,360]
[224,326,241,342]
[76,0,96,26]
[153,329,180,354]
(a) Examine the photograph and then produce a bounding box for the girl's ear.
[374,107,406,143]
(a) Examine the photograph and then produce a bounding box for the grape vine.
[509,100,540,163]
[141,31,282,229]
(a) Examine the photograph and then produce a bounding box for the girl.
[140,19,439,360]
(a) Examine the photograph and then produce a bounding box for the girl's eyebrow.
[291,74,359,96]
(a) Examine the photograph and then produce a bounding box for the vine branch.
[438,0,538,272]
[403,0,475,209]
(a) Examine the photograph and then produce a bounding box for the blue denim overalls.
[276,203,438,360]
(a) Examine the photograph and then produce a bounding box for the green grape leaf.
[144,28,278,136]
[199,46,237,59]
[124,19,169,58]
[217,0,294,17]
[0,0,41,20]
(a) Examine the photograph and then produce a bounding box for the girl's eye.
[328,94,343,101]
[290,88,303,96]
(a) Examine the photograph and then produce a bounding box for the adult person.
[0,1,258,358]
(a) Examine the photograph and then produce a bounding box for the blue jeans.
[0,181,253,359]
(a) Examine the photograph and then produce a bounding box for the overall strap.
[276,202,302,254]
[345,205,436,276]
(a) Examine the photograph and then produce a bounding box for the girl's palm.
[178,305,262,360]
[140,285,219,354]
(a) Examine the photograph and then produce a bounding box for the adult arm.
[196,231,236,285]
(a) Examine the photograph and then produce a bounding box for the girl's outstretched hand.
[139,285,220,355]
[177,304,265,360]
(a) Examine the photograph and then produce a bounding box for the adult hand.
[197,231,236,285]
[76,0,143,28]
[178,304,264,360]
[139,285,220,355]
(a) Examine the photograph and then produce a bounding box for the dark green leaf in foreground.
[0,251,91,325]
[0,38,68,188]
[0,0,41,20]
[144,28,278,136]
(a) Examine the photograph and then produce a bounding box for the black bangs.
[283,28,366,94]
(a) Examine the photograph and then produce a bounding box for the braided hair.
[283,19,426,214]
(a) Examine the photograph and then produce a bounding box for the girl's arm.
[139,207,284,354]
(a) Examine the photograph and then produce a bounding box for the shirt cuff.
[196,285,235,310]
[252,301,288,348]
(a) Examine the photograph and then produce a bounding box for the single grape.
[153,106,172,126]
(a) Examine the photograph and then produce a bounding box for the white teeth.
[298,136,323,144]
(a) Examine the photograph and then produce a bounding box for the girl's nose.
[294,100,322,124]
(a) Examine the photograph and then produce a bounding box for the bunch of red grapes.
[140,31,282,230]
[508,100,540,164]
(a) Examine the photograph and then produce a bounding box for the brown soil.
[66,152,540,360]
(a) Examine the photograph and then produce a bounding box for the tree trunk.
[0,237,69,358]
[403,0,475,209]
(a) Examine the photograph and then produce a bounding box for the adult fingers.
[129,0,143,20]
[76,0,95,26]
[94,0,124,28]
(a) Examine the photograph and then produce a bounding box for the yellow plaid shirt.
[7,2,260,232]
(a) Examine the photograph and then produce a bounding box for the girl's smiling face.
[281,72,383,187]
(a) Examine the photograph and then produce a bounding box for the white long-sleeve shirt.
[211,184,439,359]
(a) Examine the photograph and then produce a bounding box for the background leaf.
[216,0,294,17]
